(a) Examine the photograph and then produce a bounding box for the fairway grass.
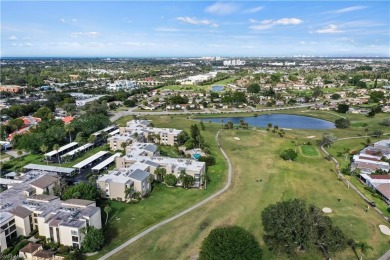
[107,127,390,260]
[301,145,319,156]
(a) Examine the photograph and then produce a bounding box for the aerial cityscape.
[1,1,390,260]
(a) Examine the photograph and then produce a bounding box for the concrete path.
[378,250,390,260]
[98,129,233,260]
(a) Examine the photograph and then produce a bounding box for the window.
[72,243,79,248]
[72,236,79,242]
[71,230,78,236]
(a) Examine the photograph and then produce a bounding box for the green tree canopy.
[247,83,261,93]
[199,226,262,260]
[80,226,105,253]
[62,182,100,200]
[337,104,349,114]
[262,199,348,257]
[335,118,351,129]
[280,149,298,161]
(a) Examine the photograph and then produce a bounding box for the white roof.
[45,142,78,157]
[61,143,93,158]
[101,125,116,133]
[92,153,121,171]
[73,151,108,169]
[108,129,120,136]
[23,164,75,174]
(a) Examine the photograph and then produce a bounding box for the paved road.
[320,134,390,223]
[98,129,233,260]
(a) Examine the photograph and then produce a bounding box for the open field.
[105,113,390,260]
[301,145,319,156]
[89,117,227,259]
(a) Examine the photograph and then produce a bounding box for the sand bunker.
[379,225,390,235]
[234,137,240,141]
[322,207,332,213]
[307,136,316,139]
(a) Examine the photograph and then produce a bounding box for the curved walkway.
[320,134,390,223]
[98,129,233,260]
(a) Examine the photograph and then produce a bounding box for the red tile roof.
[20,242,42,253]
[62,116,74,124]
[370,175,390,180]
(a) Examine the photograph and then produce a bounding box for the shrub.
[57,245,71,254]
[2,247,13,255]
[198,156,216,166]
[165,174,177,186]
[364,186,376,193]
[372,193,383,199]
[11,239,29,255]
[335,118,351,129]
[280,149,298,161]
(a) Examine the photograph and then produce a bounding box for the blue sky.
[1,1,389,57]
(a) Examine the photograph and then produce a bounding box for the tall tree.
[53,144,60,164]
[80,226,105,253]
[64,124,75,142]
[40,145,49,165]
[199,226,262,260]
[104,205,112,226]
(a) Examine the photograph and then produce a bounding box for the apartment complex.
[0,171,101,252]
[117,120,182,147]
[96,142,206,202]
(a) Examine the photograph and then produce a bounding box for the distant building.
[108,80,137,91]
[69,93,105,106]
[223,60,246,66]
[0,85,23,93]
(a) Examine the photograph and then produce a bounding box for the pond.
[210,85,224,92]
[200,114,335,130]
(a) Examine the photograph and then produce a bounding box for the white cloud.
[8,35,17,41]
[49,42,81,47]
[300,41,306,45]
[120,42,155,47]
[315,24,343,34]
[11,42,32,47]
[155,27,179,32]
[208,44,224,48]
[242,6,264,14]
[205,2,239,15]
[70,32,100,37]
[328,5,367,14]
[249,18,303,30]
[72,19,77,22]
[60,18,66,23]
[177,17,218,27]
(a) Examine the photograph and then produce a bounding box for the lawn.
[1,153,43,172]
[106,115,390,260]
[88,116,227,259]
[159,145,182,158]
[301,145,319,156]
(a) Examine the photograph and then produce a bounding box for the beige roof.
[20,242,42,253]
[30,175,58,189]
[9,205,32,218]
[376,183,390,199]
[63,199,95,207]
[28,194,58,202]
[33,250,54,258]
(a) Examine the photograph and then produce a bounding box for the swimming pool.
[193,153,201,160]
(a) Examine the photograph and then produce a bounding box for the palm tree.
[104,205,112,226]
[53,144,60,164]
[16,149,23,161]
[356,241,373,257]
[267,123,272,132]
[343,148,350,161]
[273,125,279,135]
[124,186,134,201]
[40,145,49,165]
[64,124,75,142]
[88,134,97,145]
[278,129,285,138]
